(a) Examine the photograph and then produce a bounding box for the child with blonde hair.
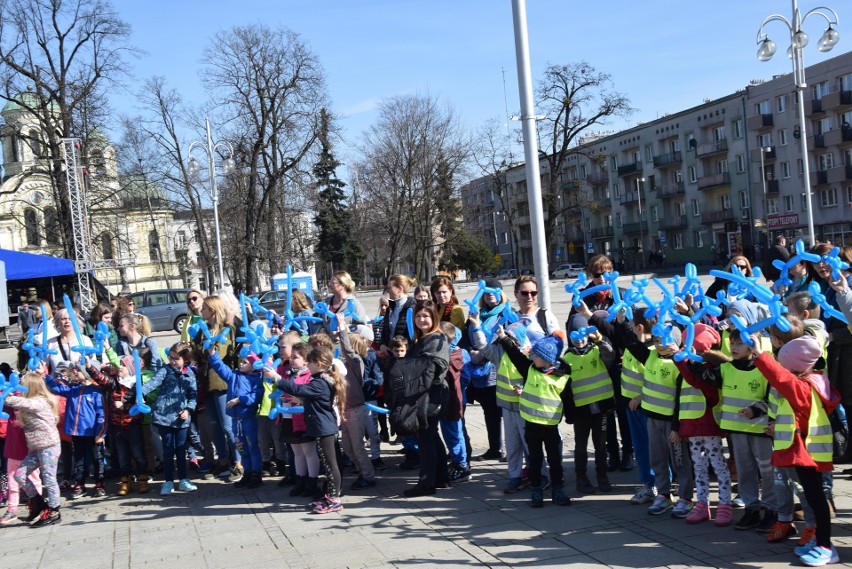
[5,372,62,527]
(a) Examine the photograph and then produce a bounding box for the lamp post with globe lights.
[756,0,840,246]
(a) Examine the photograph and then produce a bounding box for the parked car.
[551,263,584,279]
[498,269,518,279]
[127,289,191,333]
[257,290,290,314]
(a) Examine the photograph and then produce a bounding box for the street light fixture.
[188,116,235,291]
[756,0,840,246]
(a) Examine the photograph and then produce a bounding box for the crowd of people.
[1,248,851,566]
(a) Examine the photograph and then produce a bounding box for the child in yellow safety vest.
[562,314,616,495]
[496,328,572,508]
[752,335,840,567]
[615,311,695,519]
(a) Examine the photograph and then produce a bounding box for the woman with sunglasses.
[705,255,754,302]
[180,289,207,342]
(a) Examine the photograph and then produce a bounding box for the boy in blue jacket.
[207,347,265,488]
[45,363,106,498]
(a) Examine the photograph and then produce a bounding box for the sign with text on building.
[767,214,799,228]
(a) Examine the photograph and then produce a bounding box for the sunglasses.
[592,272,604,278]
[735,265,748,270]
[518,290,538,298]
[188,296,200,302]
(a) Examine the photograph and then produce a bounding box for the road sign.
[556,247,563,258]
[587,241,594,253]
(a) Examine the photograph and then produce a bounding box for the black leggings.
[573,412,607,476]
[467,385,502,453]
[524,421,563,488]
[317,435,341,499]
[796,465,831,548]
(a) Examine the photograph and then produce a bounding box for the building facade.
[461,50,852,272]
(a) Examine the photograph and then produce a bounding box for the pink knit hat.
[777,336,822,374]
[692,323,721,353]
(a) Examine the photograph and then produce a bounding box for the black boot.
[246,472,262,489]
[289,476,307,497]
[31,506,61,527]
[24,495,46,523]
[576,473,597,494]
[301,477,318,498]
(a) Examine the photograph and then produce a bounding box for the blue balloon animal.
[464,280,503,316]
[807,281,848,324]
[0,372,29,420]
[772,239,821,288]
[569,325,598,344]
[128,349,152,416]
[820,247,850,282]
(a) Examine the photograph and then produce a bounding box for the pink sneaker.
[715,503,734,527]
[686,500,710,524]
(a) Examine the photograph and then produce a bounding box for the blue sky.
[113,1,846,172]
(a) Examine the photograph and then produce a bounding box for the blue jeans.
[626,408,654,487]
[207,391,240,464]
[158,425,189,482]
[440,418,467,467]
[235,416,261,474]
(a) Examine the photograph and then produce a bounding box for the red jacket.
[444,348,465,420]
[90,366,141,430]
[755,352,838,472]
[3,409,29,461]
[674,360,723,438]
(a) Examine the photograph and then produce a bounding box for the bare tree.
[201,24,329,291]
[0,0,135,257]
[355,94,468,281]
[535,62,634,246]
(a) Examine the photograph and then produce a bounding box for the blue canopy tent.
[0,248,75,280]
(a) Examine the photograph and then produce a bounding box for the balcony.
[823,127,852,146]
[586,171,608,186]
[827,164,852,184]
[810,134,826,148]
[701,208,735,223]
[809,98,824,115]
[617,162,642,177]
[697,171,731,190]
[593,189,611,203]
[653,151,682,168]
[620,192,640,205]
[812,170,829,186]
[658,182,685,198]
[560,179,580,191]
[695,139,728,157]
[622,221,648,234]
[750,146,776,163]
[747,113,774,130]
[822,90,852,111]
[658,215,687,230]
[763,179,780,194]
[591,226,614,238]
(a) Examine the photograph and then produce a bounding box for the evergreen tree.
[313,108,363,281]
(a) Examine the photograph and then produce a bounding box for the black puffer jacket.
[387,332,449,434]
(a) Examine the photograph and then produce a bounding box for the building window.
[812,81,829,100]
[779,129,788,146]
[616,212,622,227]
[841,73,852,92]
[719,194,731,210]
[676,201,686,216]
[673,232,683,250]
[815,116,831,135]
[674,170,683,183]
[767,198,778,215]
[613,183,620,198]
[758,132,773,147]
[801,194,809,211]
[732,119,743,139]
[716,160,728,174]
[580,164,587,178]
[739,190,749,208]
[847,186,852,204]
[24,209,39,246]
[694,230,704,248]
[610,156,618,171]
[502,232,508,245]
[43,207,60,246]
[781,162,791,178]
[736,154,746,173]
[691,198,700,216]
[713,126,726,142]
[669,138,680,153]
[651,205,659,222]
[102,233,114,260]
[757,100,771,114]
[148,231,160,262]
[605,214,612,227]
[818,153,834,171]
[821,187,838,207]
[688,166,697,183]
[776,95,786,113]
[784,195,794,212]
[645,144,653,162]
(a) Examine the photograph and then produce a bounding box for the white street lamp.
[756,0,840,246]
[188,116,235,291]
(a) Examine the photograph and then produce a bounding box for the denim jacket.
[207,353,263,419]
[142,364,197,428]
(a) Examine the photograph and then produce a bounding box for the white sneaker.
[177,479,197,492]
[630,485,657,504]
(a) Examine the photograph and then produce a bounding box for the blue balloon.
[808,281,848,325]
[0,372,29,420]
[772,240,821,288]
[128,349,152,417]
[365,402,390,415]
[569,325,598,344]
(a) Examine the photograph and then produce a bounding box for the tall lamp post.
[188,117,235,291]
[760,146,773,249]
[756,0,840,246]
[637,177,646,271]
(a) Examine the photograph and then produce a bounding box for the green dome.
[119,174,170,210]
[1,92,60,114]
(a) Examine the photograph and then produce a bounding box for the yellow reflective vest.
[562,346,613,407]
[621,346,647,399]
[719,363,769,434]
[772,387,833,462]
[641,350,679,417]
[495,352,524,407]
[519,368,570,426]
